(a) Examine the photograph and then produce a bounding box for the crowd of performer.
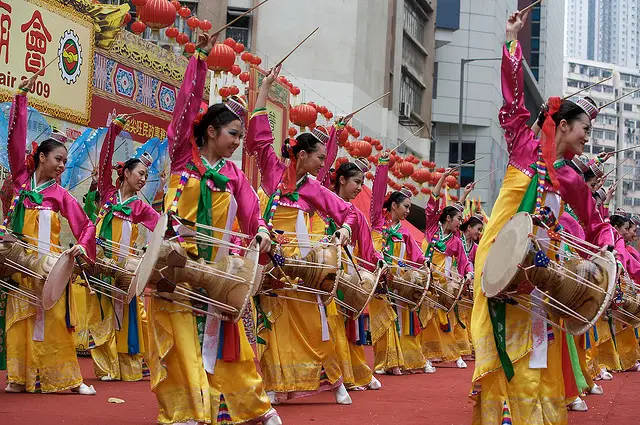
[2,9,640,425]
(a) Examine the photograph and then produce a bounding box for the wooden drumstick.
[562,76,612,100]
[343,92,391,122]
[343,246,362,282]
[275,27,319,67]
[519,0,542,15]
[210,0,271,36]
[389,125,425,154]
[267,251,295,287]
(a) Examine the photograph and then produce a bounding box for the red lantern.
[411,168,431,184]
[239,72,250,83]
[229,85,240,95]
[431,172,442,184]
[338,129,348,145]
[325,111,333,119]
[421,187,431,195]
[138,0,177,30]
[351,140,373,158]
[170,0,180,11]
[436,167,445,173]
[123,13,132,26]
[187,16,200,29]
[207,43,236,75]
[176,32,189,45]
[241,52,253,63]
[375,144,383,151]
[421,160,429,167]
[223,38,236,49]
[251,56,262,65]
[199,19,212,31]
[445,175,458,187]
[363,136,371,142]
[290,104,317,129]
[131,20,146,34]
[219,87,230,98]
[165,26,178,38]
[399,162,414,177]
[234,43,245,54]
[184,42,196,54]
[178,6,191,18]
[230,65,241,76]
[288,127,298,137]
[132,0,147,6]
[395,155,403,164]
[365,172,374,180]
[291,86,301,96]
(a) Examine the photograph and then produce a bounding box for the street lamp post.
[457,57,501,194]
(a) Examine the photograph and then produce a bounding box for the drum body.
[388,267,431,312]
[482,212,616,335]
[260,244,342,304]
[612,273,640,328]
[430,265,464,313]
[337,265,385,319]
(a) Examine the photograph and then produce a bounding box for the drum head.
[129,214,168,303]
[564,250,617,335]
[482,212,533,297]
[42,251,74,310]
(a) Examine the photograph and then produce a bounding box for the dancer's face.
[207,119,244,158]
[467,223,483,242]
[392,198,411,222]
[124,163,148,192]
[38,146,67,180]
[339,171,364,201]
[557,113,592,158]
[298,143,327,177]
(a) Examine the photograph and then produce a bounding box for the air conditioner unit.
[399,102,411,118]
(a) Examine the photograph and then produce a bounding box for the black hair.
[610,215,630,229]
[583,168,597,183]
[34,139,66,169]
[383,191,409,212]
[193,103,241,148]
[118,158,144,182]
[281,133,323,159]
[334,162,364,193]
[551,97,596,127]
[460,216,483,232]
[439,206,462,224]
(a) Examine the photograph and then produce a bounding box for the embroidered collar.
[30,174,56,193]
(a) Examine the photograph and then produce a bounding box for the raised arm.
[246,67,287,195]
[317,122,343,189]
[7,84,30,185]
[168,36,213,173]
[370,152,389,232]
[97,116,126,196]
[499,11,535,156]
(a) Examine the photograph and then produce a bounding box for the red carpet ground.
[2,349,639,424]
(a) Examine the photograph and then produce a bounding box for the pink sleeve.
[97,120,124,197]
[317,125,338,189]
[354,209,382,270]
[556,163,614,248]
[7,93,28,185]
[137,201,160,232]
[628,246,640,263]
[231,165,267,236]
[499,42,536,157]
[403,231,426,265]
[453,237,473,275]
[617,238,640,282]
[245,112,286,195]
[307,180,357,231]
[168,56,207,173]
[60,189,96,261]
[370,159,389,232]
[424,194,441,238]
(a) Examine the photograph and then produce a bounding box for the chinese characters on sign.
[21,11,51,74]
[0,0,10,65]
[126,118,167,141]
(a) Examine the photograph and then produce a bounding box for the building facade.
[564,57,640,212]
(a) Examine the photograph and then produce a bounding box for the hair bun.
[281,138,292,159]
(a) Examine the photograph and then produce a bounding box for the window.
[605,130,616,140]
[634,198,640,207]
[624,197,633,206]
[404,0,426,45]
[531,38,540,50]
[625,103,634,111]
[227,8,252,49]
[448,142,476,186]
[403,37,426,76]
[592,129,605,139]
[432,62,438,99]
[399,72,423,116]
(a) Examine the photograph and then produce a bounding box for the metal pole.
[458,59,466,197]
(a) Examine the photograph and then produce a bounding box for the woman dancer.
[420,170,474,371]
[3,76,97,395]
[87,114,159,382]
[249,65,356,405]
[146,34,279,425]
[470,11,614,424]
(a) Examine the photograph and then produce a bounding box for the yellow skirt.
[147,296,210,424]
[471,328,567,425]
[6,279,83,393]
[421,310,472,362]
[594,319,620,371]
[257,291,342,394]
[614,325,639,371]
